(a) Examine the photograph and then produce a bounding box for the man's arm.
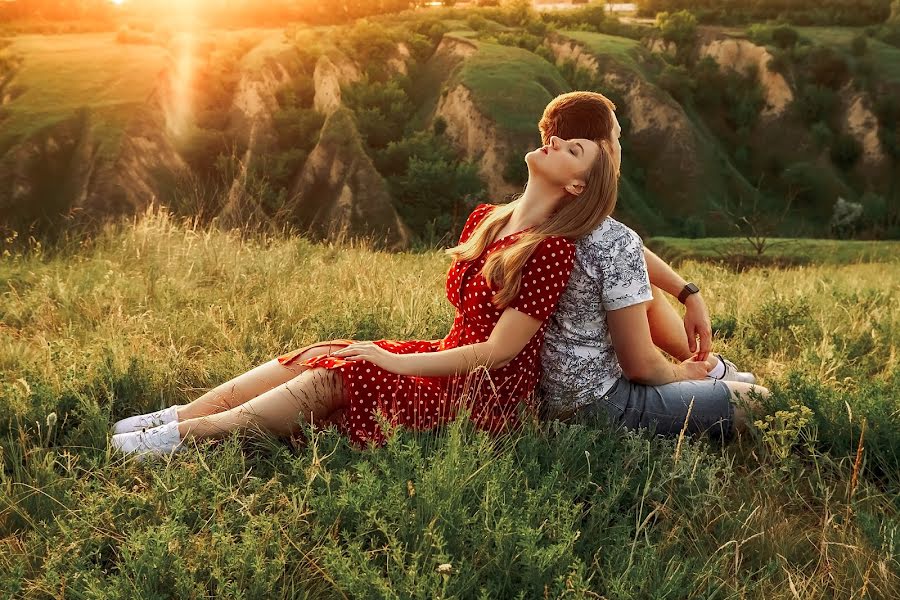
[607,302,711,385]
[643,247,712,360]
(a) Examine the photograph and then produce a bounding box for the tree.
[655,10,698,46]
[772,26,799,49]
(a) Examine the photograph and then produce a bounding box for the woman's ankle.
[177,401,233,423]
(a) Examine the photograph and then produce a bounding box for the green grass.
[454,40,569,139]
[1,210,899,597]
[648,236,900,266]
[1,33,169,154]
[797,26,900,84]
[559,30,644,74]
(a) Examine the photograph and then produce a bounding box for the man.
[538,91,719,366]
[538,92,761,438]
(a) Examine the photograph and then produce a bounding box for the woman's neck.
[509,179,566,229]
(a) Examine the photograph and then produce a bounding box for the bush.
[806,45,850,89]
[691,56,724,107]
[337,20,401,78]
[343,78,414,149]
[811,121,834,148]
[746,23,775,45]
[782,161,833,207]
[830,133,863,169]
[658,64,693,102]
[795,83,838,124]
[655,9,698,47]
[766,48,791,75]
[177,128,230,176]
[272,107,324,152]
[503,147,529,187]
[495,31,543,52]
[681,215,706,238]
[372,130,486,239]
[772,25,799,49]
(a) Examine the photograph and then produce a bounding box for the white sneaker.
[111,404,183,435]
[111,421,185,461]
[711,353,757,385]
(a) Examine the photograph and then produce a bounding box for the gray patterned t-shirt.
[540,217,653,415]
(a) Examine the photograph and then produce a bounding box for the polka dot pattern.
[277,203,576,446]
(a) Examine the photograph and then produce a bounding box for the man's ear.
[564,180,585,197]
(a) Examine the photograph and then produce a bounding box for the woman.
[539,104,769,441]
[111,133,619,458]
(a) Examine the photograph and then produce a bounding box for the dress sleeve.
[458,203,495,245]
[510,237,576,321]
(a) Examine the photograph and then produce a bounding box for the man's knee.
[727,382,769,432]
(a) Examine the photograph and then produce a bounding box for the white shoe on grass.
[111,421,185,461]
[111,404,183,435]
[711,353,757,385]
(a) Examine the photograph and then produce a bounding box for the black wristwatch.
[677,283,700,304]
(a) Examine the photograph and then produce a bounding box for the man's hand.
[676,353,713,381]
[683,293,712,361]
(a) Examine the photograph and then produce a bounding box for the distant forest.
[636,0,894,26]
[2,0,897,27]
[2,0,417,26]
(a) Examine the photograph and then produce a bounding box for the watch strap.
[678,283,699,304]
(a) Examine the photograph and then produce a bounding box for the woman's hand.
[331,342,403,373]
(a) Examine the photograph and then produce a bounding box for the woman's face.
[526,135,601,196]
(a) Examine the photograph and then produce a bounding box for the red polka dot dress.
[276,204,576,446]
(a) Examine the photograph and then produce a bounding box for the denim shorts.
[573,377,735,443]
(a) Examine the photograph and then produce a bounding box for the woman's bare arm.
[331,308,541,377]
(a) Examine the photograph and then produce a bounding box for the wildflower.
[46,412,58,429]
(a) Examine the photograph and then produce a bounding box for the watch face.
[686,283,699,294]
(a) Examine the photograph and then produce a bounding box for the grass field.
[648,236,900,266]
[0,33,169,153]
[797,26,900,84]
[560,29,645,74]
[455,40,569,139]
[1,209,898,597]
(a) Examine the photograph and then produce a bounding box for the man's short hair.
[538,91,617,145]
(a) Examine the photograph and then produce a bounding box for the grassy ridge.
[648,236,900,266]
[798,26,900,83]
[1,33,169,154]
[456,40,569,139]
[1,210,899,597]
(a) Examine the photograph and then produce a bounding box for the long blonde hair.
[447,140,619,308]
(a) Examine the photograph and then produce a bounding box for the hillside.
[0,7,898,243]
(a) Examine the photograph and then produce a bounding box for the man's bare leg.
[726,381,769,436]
[646,284,697,361]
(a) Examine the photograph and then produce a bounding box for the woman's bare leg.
[176,343,347,421]
[178,367,345,442]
